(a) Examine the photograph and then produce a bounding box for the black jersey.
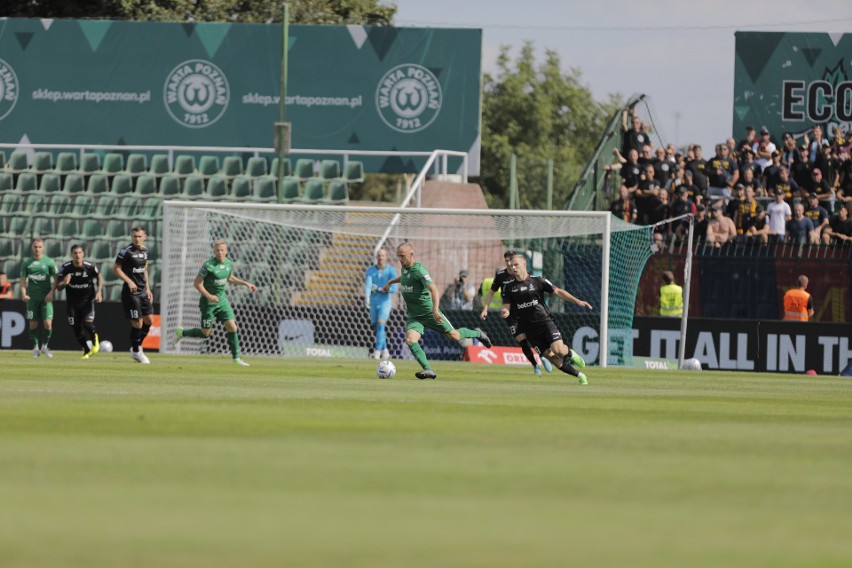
[59,261,99,304]
[490,268,515,293]
[115,244,148,290]
[502,275,556,327]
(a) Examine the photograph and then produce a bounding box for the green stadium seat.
[31,152,53,174]
[294,159,315,180]
[80,153,101,175]
[50,152,78,176]
[2,217,31,240]
[106,219,128,239]
[135,175,157,196]
[39,173,62,193]
[117,196,142,219]
[0,193,25,217]
[230,175,252,200]
[89,240,113,263]
[3,259,22,279]
[32,217,56,239]
[8,151,29,174]
[62,173,85,194]
[253,176,277,201]
[44,239,64,259]
[56,217,79,239]
[222,156,243,178]
[322,180,349,205]
[96,194,120,218]
[137,199,163,221]
[72,195,95,216]
[102,262,120,283]
[111,174,134,195]
[183,174,205,199]
[80,217,106,241]
[101,153,125,176]
[0,150,5,169]
[270,157,291,177]
[281,177,302,203]
[47,194,73,218]
[0,172,14,192]
[86,174,109,195]
[0,238,15,259]
[125,154,147,177]
[320,159,341,180]
[15,172,38,193]
[245,157,268,177]
[159,174,181,198]
[344,160,365,183]
[174,155,196,176]
[198,155,221,177]
[297,178,325,204]
[0,193,26,218]
[25,194,50,215]
[149,154,170,177]
[206,175,228,199]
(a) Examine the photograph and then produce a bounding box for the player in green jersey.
[20,239,58,358]
[174,240,257,366]
[382,242,491,379]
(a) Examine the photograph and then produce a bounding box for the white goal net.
[161,202,654,366]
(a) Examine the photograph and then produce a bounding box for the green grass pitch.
[2,351,851,568]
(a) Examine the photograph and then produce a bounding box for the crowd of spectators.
[606,107,852,247]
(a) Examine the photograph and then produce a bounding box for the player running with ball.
[501,253,592,385]
[382,242,491,380]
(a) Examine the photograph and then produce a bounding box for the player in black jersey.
[55,244,103,359]
[501,254,592,385]
[479,250,553,375]
[114,226,154,364]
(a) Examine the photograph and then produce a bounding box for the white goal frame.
[162,201,673,367]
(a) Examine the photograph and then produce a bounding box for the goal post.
[161,202,656,366]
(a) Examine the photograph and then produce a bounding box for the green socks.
[457,328,479,340]
[227,331,240,359]
[408,341,431,370]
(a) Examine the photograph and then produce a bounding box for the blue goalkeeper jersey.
[365,263,398,304]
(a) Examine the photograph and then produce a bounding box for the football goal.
[161,202,658,366]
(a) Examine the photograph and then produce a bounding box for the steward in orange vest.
[783,275,813,321]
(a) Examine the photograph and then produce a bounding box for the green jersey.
[197,257,232,305]
[22,257,57,301]
[399,261,436,318]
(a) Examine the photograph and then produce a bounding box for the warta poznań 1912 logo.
[164,59,229,128]
[0,59,19,122]
[376,64,442,133]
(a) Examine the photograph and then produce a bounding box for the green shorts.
[26,299,53,322]
[199,298,235,329]
[405,311,455,336]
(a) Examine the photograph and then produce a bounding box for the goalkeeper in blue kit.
[364,248,397,360]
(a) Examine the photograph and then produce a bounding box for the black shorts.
[505,313,520,336]
[121,287,154,320]
[66,301,95,326]
[524,319,563,353]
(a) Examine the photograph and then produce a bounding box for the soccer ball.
[376,360,396,379]
[99,340,114,353]
[682,357,702,371]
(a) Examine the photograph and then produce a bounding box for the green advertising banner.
[733,31,852,140]
[0,19,481,173]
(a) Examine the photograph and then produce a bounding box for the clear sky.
[391,0,852,152]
